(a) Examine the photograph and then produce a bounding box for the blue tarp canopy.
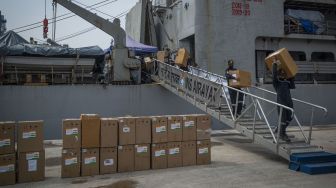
[105,35,158,55]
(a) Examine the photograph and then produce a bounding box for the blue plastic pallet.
[289,151,336,175]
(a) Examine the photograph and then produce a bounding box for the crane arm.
[53,0,126,48]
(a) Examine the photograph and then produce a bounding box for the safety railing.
[250,86,328,144]
[152,61,306,148]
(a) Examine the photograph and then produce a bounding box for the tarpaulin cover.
[286,9,325,34]
[105,35,158,55]
[0,31,105,57]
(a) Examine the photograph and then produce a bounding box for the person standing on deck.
[225,60,243,116]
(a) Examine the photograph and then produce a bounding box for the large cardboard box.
[118,145,134,172]
[81,148,99,176]
[17,150,45,183]
[265,48,298,78]
[135,117,151,144]
[0,154,16,186]
[175,48,190,68]
[80,114,100,148]
[134,144,150,171]
[167,116,182,142]
[61,148,80,178]
[196,115,211,140]
[196,140,211,165]
[182,115,197,141]
[182,141,196,166]
[100,147,117,175]
[228,70,251,88]
[157,51,168,63]
[0,122,15,155]
[119,118,136,145]
[17,121,44,152]
[101,118,118,147]
[151,143,167,169]
[152,116,167,143]
[167,142,182,168]
[62,119,81,149]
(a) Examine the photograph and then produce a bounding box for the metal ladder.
[151,61,328,161]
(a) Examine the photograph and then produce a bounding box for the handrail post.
[276,107,283,152]
[234,90,239,118]
[252,103,257,143]
[308,107,315,144]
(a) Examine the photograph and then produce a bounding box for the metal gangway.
[151,61,328,161]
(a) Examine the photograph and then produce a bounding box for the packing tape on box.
[0,164,14,173]
[65,157,78,166]
[0,139,10,147]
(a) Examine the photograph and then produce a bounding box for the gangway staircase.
[151,61,336,174]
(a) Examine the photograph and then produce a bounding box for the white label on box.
[26,152,39,160]
[232,74,237,79]
[152,117,157,121]
[123,127,130,133]
[169,147,180,155]
[155,126,166,133]
[232,80,237,83]
[184,121,195,127]
[65,128,78,135]
[154,150,166,157]
[137,146,148,153]
[0,139,10,147]
[28,160,37,172]
[22,131,37,139]
[84,157,97,164]
[167,116,172,120]
[171,123,181,130]
[65,157,78,166]
[197,141,201,144]
[104,159,114,166]
[198,148,209,154]
[118,146,123,150]
[82,149,88,153]
[0,164,14,173]
[183,116,187,121]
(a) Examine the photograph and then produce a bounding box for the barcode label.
[65,158,78,166]
[184,121,195,127]
[155,126,166,133]
[65,128,78,135]
[22,131,36,139]
[154,150,165,157]
[0,139,10,147]
[171,123,181,130]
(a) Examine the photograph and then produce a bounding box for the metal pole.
[252,103,257,142]
[308,107,315,144]
[276,107,283,151]
[234,90,239,118]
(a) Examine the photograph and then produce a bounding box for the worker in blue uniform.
[272,61,295,142]
[225,60,243,117]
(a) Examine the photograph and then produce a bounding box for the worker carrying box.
[227,69,252,88]
[265,48,298,78]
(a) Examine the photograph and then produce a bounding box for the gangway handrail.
[250,86,328,115]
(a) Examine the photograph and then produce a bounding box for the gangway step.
[289,152,336,174]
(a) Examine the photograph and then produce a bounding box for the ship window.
[289,51,306,61]
[311,52,335,62]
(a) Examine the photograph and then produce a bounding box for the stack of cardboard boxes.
[0,121,45,186]
[0,122,16,186]
[61,114,211,178]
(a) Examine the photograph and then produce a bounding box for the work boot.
[279,124,291,142]
[280,134,291,142]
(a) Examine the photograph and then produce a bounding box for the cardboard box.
[135,117,151,144]
[17,150,45,183]
[151,143,167,169]
[175,48,190,68]
[167,142,182,168]
[100,147,117,175]
[118,145,134,172]
[152,116,167,143]
[80,114,100,148]
[119,118,136,145]
[228,70,251,88]
[101,118,118,147]
[0,154,16,186]
[62,119,81,149]
[0,122,15,155]
[265,48,298,78]
[167,116,182,142]
[182,141,196,166]
[134,144,150,171]
[17,121,44,152]
[182,115,197,141]
[197,140,211,165]
[196,115,211,140]
[61,148,80,178]
[157,51,168,63]
[81,148,99,177]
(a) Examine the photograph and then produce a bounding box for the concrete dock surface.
[6,126,336,188]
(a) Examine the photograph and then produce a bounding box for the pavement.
[5,126,336,188]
